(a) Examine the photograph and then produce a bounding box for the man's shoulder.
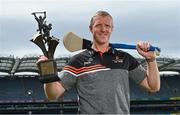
[114,49,131,57]
[65,50,92,69]
[113,49,137,62]
[67,50,89,65]
[71,50,89,59]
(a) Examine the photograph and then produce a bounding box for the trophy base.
[38,59,60,83]
[39,74,60,83]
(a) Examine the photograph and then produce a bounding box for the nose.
[101,25,106,32]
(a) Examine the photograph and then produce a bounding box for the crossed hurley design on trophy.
[31,11,59,83]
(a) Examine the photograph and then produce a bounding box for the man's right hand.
[36,55,48,65]
[36,56,65,100]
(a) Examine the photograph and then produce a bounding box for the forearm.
[44,82,65,100]
[146,59,160,92]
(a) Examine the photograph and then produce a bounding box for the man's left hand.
[136,41,156,60]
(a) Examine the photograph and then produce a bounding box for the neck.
[92,42,109,53]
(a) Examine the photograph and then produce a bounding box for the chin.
[94,36,109,44]
[98,40,108,45]
[101,38,109,43]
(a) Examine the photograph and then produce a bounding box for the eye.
[105,24,111,29]
[94,24,101,28]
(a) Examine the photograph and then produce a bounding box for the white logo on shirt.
[112,56,123,63]
[84,58,93,66]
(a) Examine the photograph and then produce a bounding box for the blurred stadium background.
[0,54,179,114]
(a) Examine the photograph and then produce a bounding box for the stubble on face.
[90,15,113,45]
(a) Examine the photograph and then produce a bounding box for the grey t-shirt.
[58,48,146,114]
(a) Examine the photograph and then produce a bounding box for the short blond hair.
[89,11,113,28]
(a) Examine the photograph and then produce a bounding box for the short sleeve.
[57,53,83,90]
[129,65,146,84]
[58,71,76,91]
[128,54,146,84]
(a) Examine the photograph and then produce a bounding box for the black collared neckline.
[87,43,116,56]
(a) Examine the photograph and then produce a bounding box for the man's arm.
[32,13,39,22]
[136,41,160,93]
[44,82,65,100]
[43,11,46,20]
[140,59,160,92]
[37,56,65,100]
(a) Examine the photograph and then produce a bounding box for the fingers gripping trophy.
[31,11,59,83]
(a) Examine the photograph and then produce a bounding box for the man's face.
[89,15,113,45]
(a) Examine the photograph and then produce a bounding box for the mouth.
[99,33,108,38]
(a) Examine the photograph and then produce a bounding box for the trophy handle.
[31,33,48,57]
[48,36,59,59]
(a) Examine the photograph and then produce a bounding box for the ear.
[111,25,114,32]
[89,26,93,33]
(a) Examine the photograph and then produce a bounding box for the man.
[32,12,46,34]
[38,11,160,114]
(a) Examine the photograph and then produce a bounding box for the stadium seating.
[0,56,179,113]
[0,76,46,101]
[0,74,179,102]
[130,75,180,100]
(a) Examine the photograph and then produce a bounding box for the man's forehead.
[93,15,112,22]
[93,16,112,25]
[94,15,111,19]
